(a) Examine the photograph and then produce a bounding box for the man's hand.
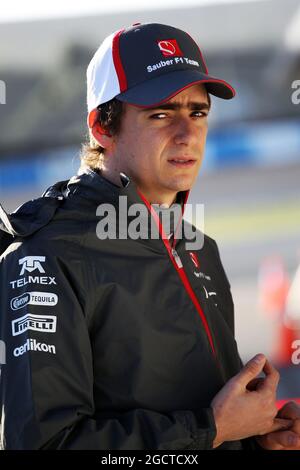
[211,354,292,448]
[257,401,300,450]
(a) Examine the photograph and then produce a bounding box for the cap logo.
[157,39,183,57]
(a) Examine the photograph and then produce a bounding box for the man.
[0,22,299,450]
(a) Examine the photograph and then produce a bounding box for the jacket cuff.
[185,407,217,450]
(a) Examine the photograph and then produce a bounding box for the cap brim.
[116,70,235,107]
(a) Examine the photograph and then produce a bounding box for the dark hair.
[79,98,124,172]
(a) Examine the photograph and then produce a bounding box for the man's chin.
[166,179,196,194]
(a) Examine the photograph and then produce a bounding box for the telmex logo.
[10,276,56,289]
[11,314,57,336]
[19,256,46,276]
[10,292,58,310]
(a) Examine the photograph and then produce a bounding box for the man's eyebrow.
[140,101,211,112]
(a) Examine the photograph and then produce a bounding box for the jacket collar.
[68,169,190,247]
[0,168,190,252]
[67,167,189,215]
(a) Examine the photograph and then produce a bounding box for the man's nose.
[173,118,198,145]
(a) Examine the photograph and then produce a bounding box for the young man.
[0,22,299,450]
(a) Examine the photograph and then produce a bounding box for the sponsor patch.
[147,56,199,73]
[13,338,56,357]
[157,39,183,57]
[189,252,200,269]
[18,256,46,276]
[203,286,218,307]
[194,271,211,281]
[10,292,58,310]
[12,314,57,336]
[10,276,57,289]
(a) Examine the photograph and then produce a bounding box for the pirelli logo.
[11,314,57,336]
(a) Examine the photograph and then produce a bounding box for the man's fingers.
[265,430,300,449]
[246,377,264,391]
[261,359,280,390]
[278,401,300,420]
[241,356,280,394]
[238,354,266,388]
[292,419,300,435]
[269,418,293,433]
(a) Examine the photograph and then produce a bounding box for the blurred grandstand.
[0,0,299,402]
[1,0,300,158]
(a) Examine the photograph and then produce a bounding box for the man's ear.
[88,109,113,149]
[91,122,113,150]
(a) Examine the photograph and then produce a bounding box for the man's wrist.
[211,406,224,448]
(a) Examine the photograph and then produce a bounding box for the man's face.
[110,83,210,204]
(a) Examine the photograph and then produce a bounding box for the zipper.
[137,189,216,357]
[171,248,183,269]
[168,243,216,356]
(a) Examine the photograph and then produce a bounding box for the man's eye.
[192,110,208,117]
[149,113,167,119]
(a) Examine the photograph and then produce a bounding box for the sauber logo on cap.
[157,39,183,57]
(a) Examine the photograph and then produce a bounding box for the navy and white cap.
[87,22,235,124]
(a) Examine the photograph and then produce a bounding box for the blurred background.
[0,0,299,403]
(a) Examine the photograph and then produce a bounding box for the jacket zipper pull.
[171,248,183,268]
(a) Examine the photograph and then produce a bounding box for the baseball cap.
[87,22,235,125]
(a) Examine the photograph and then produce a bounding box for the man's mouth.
[168,158,196,168]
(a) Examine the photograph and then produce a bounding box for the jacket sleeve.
[0,236,217,450]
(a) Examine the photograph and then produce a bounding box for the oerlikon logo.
[157,39,183,57]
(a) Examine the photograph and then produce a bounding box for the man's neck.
[141,192,177,207]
